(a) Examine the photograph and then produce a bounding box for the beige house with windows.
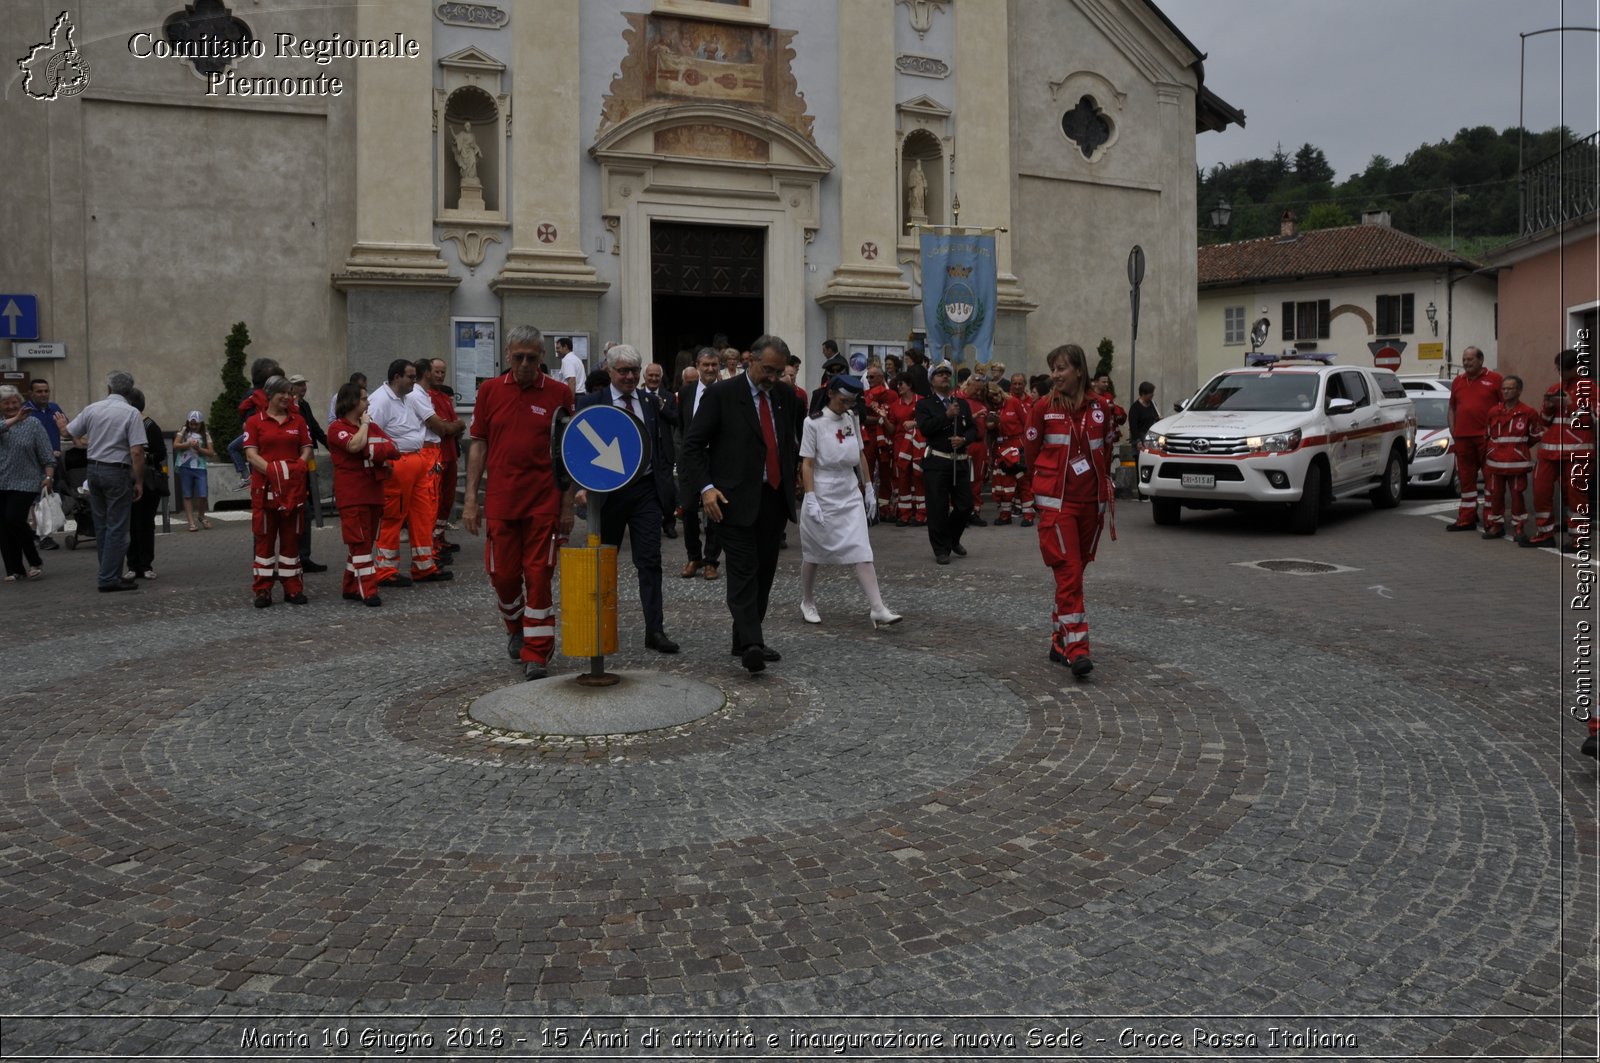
[1196,213,1497,388]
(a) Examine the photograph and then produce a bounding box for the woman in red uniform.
[888,375,927,526]
[242,376,312,607]
[327,382,398,606]
[1023,343,1117,676]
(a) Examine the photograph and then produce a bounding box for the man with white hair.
[65,370,147,592]
[575,343,679,654]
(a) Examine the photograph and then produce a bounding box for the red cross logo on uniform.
[861,241,878,260]
[536,223,558,244]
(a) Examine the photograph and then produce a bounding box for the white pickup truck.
[1137,356,1416,534]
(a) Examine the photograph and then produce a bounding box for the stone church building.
[5,0,1240,424]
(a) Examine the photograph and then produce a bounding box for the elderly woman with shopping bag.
[0,384,57,582]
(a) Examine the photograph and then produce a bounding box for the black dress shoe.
[416,569,454,582]
[662,523,678,540]
[301,560,329,573]
[740,645,767,673]
[1518,536,1554,549]
[968,516,988,527]
[508,632,523,661]
[99,579,139,593]
[286,592,309,605]
[384,575,413,588]
[935,552,951,565]
[38,536,59,551]
[951,543,967,556]
[1445,521,1477,532]
[645,631,680,654]
[1070,656,1094,677]
[253,594,272,608]
[730,645,780,661]
[363,595,383,607]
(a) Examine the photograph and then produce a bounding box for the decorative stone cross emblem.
[536,223,558,244]
[861,241,878,260]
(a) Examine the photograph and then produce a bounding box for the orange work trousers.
[376,449,439,582]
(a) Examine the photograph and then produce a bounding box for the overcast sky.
[1162,0,1600,180]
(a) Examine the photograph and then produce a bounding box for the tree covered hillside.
[1198,125,1589,253]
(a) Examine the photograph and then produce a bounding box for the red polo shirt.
[429,388,461,463]
[469,370,574,520]
[1449,368,1504,438]
[241,410,309,462]
[328,418,397,507]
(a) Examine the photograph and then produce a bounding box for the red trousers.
[435,458,458,526]
[377,449,439,581]
[992,469,1035,520]
[1532,455,1593,539]
[487,514,561,664]
[339,502,383,600]
[865,437,895,506]
[894,451,926,523]
[1453,436,1487,524]
[1038,504,1100,661]
[251,504,303,597]
[1484,472,1529,537]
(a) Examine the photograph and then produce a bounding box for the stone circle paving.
[0,499,1593,1058]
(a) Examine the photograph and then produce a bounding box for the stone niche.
[435,46,508,225]
[897,95,951,268]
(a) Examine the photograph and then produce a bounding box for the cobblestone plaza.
[1,495,1595,1058]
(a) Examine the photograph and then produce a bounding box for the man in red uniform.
[991,388,1035,525]
[1523,348,1595,548]
[1446,346,1504,532]
[428,357,464,557]
[963,373,995,523]
[862,364,896,509]
[1482,375,1540,541]
[1025,344,1117,677]
[461,326,577,681]
[888,376,926,526]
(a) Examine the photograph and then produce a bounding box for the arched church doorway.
[649,221,765,382]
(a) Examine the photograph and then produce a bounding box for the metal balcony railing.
[1521,132,1600,236]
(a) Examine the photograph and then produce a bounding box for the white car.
[1407,393,1457,494]
[1399,373,1452,395]
[1138,358,1416,534]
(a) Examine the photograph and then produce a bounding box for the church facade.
[4,0,1239,423]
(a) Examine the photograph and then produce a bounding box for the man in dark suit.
[915,361,979,564]
[680,335,802,673]
[575,344,679,654]
[674,347,725,581]
[640,361,678,538]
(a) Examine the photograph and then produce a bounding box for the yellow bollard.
[559,538,618,657]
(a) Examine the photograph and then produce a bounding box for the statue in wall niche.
[906,158,928,223]
[451,121,482,181]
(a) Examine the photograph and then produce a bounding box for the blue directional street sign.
[561,404,648,493]
[0,295,39,340]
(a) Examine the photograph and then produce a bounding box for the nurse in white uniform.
[798,374,903,628]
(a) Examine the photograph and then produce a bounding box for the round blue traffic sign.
[560,404,649,493]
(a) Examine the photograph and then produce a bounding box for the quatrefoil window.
[1061,95,1112,160]
[163,0,254,77]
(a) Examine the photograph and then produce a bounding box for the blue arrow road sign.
[561,404,648,493]
[0,295,39,340]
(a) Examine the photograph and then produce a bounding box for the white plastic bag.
[31,490,66,536]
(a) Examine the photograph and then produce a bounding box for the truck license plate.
[1180,473,1215,488]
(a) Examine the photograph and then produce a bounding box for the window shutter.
[1401,294,1414,334]
[1376,296,1392,336]
[1318,299,1331,339]
[1282,301,1295,340]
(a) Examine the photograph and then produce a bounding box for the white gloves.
[804,492,824,525]
[863,484,878,522]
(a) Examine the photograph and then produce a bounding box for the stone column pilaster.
[492,0,604,293]
[954,0,1026,306]
[342,0,449,277]
[818,0,911,302]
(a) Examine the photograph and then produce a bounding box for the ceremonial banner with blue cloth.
[920,232,997,365]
